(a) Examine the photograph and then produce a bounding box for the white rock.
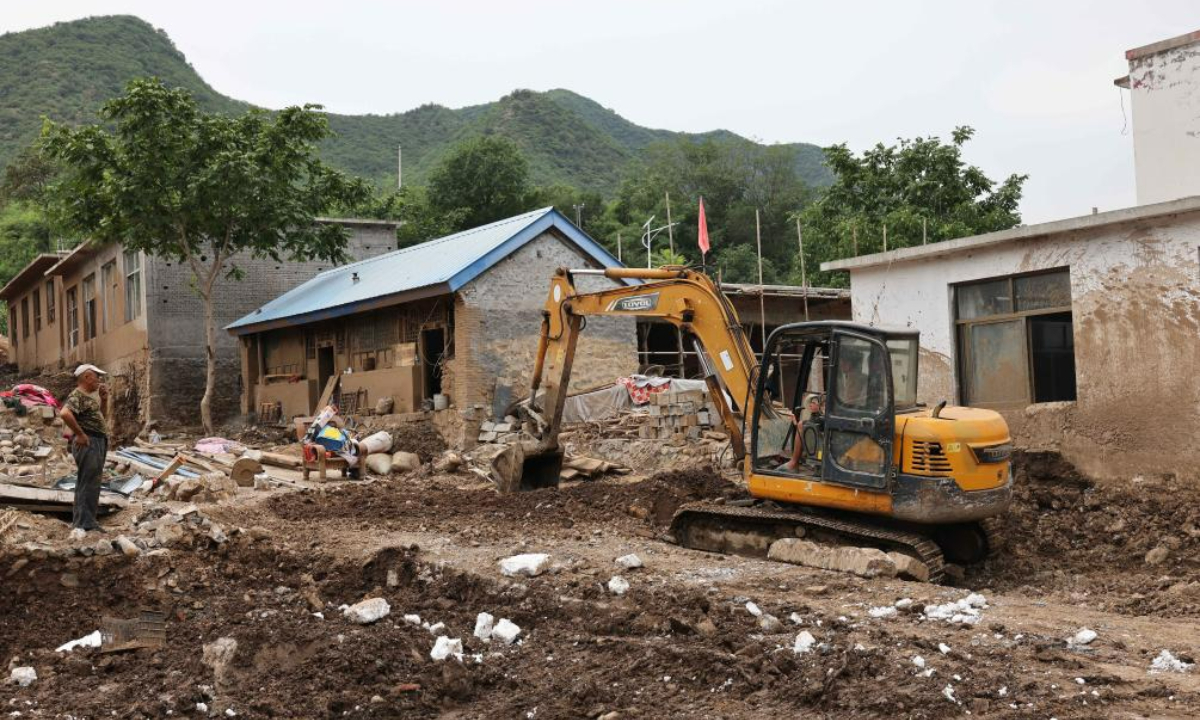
[912,656,926,668]
[608,576,630,596]
[998,686,1008,697]
[1070,628,1098,646]
[963,593,988,608]
[500,553,551,577]
[1150,650,1194,674]
[759,614,783,633]
[868,606,898,619]
[894,598,913,609]
[196,703,209,713]
[788,612,804,625]
[615,553,644,569]
[430,636,463,661]
[403,614,422,626]
[342,598,391,624]
[943,685,958,703]
[427,622,445,635]
[56,630,102,653]
[793,630,816,654]
[745,601,762,617]
[492,618,522,645]
[9,667,36,687]
[474,612,495,641]
[938,643,952,655]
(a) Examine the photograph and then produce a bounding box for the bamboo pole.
[852,224,858,255]
[617,233,622,262]
[755,208,765,348]
[796,218,809,321]
[665,192,675,254]
[883,224,888,253]
[922,217,927,245]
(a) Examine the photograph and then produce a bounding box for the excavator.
[492,266,1014,582]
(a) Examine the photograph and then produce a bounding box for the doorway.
[317,346,335,403]
[421,328,445,399]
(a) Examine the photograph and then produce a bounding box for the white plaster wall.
[1129,42,1200,204]
[846,211,1200,482]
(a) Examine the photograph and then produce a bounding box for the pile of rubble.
[636,387,722,443]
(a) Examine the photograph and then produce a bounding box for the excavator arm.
[492,266,760,492]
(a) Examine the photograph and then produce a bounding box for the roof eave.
[226,281,454,335]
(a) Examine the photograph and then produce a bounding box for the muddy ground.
[3,454,1199,719]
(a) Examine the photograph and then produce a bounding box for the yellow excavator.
[493,266,1013,582]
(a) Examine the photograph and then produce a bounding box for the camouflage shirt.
[65,388,108,437]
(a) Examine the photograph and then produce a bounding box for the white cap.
[74,363,107,377]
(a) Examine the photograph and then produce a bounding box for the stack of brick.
[639,388,720,443]
[477,416,524,445]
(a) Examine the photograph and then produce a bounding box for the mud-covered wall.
[455,230,637,418]
[846,210,1200,483]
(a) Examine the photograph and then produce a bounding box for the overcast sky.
[4,1,1197,223]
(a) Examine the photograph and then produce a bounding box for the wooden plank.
[258,451,302,469]
[0,482,125,508]
[314,374,339,414]
[153,456,186,489]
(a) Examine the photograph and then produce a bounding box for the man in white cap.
[59,363,110,538]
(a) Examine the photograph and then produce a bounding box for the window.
[9,305,17,346]
[123,249,142,322]
[32,289,41,332]
[82,274,97,341]
[20,298,29,339]
[45,281,55,324]
[66,287,79,348]
[956,269,1076,406]
[101,260,118,333]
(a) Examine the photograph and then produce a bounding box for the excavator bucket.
[491,442,563,493]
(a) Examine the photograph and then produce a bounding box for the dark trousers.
[70,433,108,530]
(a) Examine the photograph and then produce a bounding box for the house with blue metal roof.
[227,207,639,427]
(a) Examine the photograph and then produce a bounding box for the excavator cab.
[751,323,912,490]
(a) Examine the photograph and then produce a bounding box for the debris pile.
[636,387,722,443]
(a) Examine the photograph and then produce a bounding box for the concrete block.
[767,538,898,579]
[478,431,498,443]
[886,551,931,582]
[342,597,391,624]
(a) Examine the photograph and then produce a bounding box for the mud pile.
[970,451,1200,615]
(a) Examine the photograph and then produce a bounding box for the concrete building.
[1117,30,1200,205]
[0,218,398,427]
[821,197,1200,483]
[637,284,851,377]
[226,208,638,438]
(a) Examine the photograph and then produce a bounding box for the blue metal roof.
[226,207,629,334]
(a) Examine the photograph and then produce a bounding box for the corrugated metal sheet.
[226,207,626,334]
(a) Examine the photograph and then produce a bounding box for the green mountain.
[0,15,831,192]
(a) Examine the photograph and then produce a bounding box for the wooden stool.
[301,443,350,481]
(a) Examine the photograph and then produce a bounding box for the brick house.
[226,208,639,436]
[0,218,399,428]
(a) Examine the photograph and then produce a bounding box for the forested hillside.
[0,15,831,192]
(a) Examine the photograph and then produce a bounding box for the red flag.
[697,197,710,256]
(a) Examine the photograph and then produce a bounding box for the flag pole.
[796,217,809,321]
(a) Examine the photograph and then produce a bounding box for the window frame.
[954,268,1074,407]
[66,286,80,349]
[123,249,142,322]
[82,273,97,341]
[45,280,55,324]
[101,260,118,333]
[20,297,29,339]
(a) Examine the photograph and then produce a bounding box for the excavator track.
[668,502,947,584]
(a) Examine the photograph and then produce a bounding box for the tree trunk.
[200,291,216,434]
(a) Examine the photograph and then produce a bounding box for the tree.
[797,126,1027,286]
[713,244,780,285]
[42,78,371,431]
[0,144,59,207]
[428,135,533,230]
[354,185,466,249]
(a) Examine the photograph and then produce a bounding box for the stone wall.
[145,221,398,426]
[454,229,638,418]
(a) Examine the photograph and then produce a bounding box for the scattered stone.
[114,535,141,557]
[912,655,926,669]
[608,575,630,596]
[768,538,898,578]
[391,451,421,473]
[427,622,446,635]
[1069,628,1098,647]
[430,636,464,661]
[403,614,421,626]
[93,539,114,557]
[434,452,463,473]
[868,605,898,619]
[887,551,931,582]
[365,453,393,476]
[474,612,495,641]
[9,666,36,687]
[386,568,399,587]
[500,553,551,577]
[695,617,718,637]
[615,553,644,570]
[59,572,80,588]
[342,597,391,625]
[759,613,783,633]
[744,601,763,617]
[924,594,986,625]
[1150,650,1193,674]
[938,643,951,655]
[155,522,187,548]
[1145,545,1170,566]
[793,630,817,654]
[492,618,522,645]
[202,637,238,685]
